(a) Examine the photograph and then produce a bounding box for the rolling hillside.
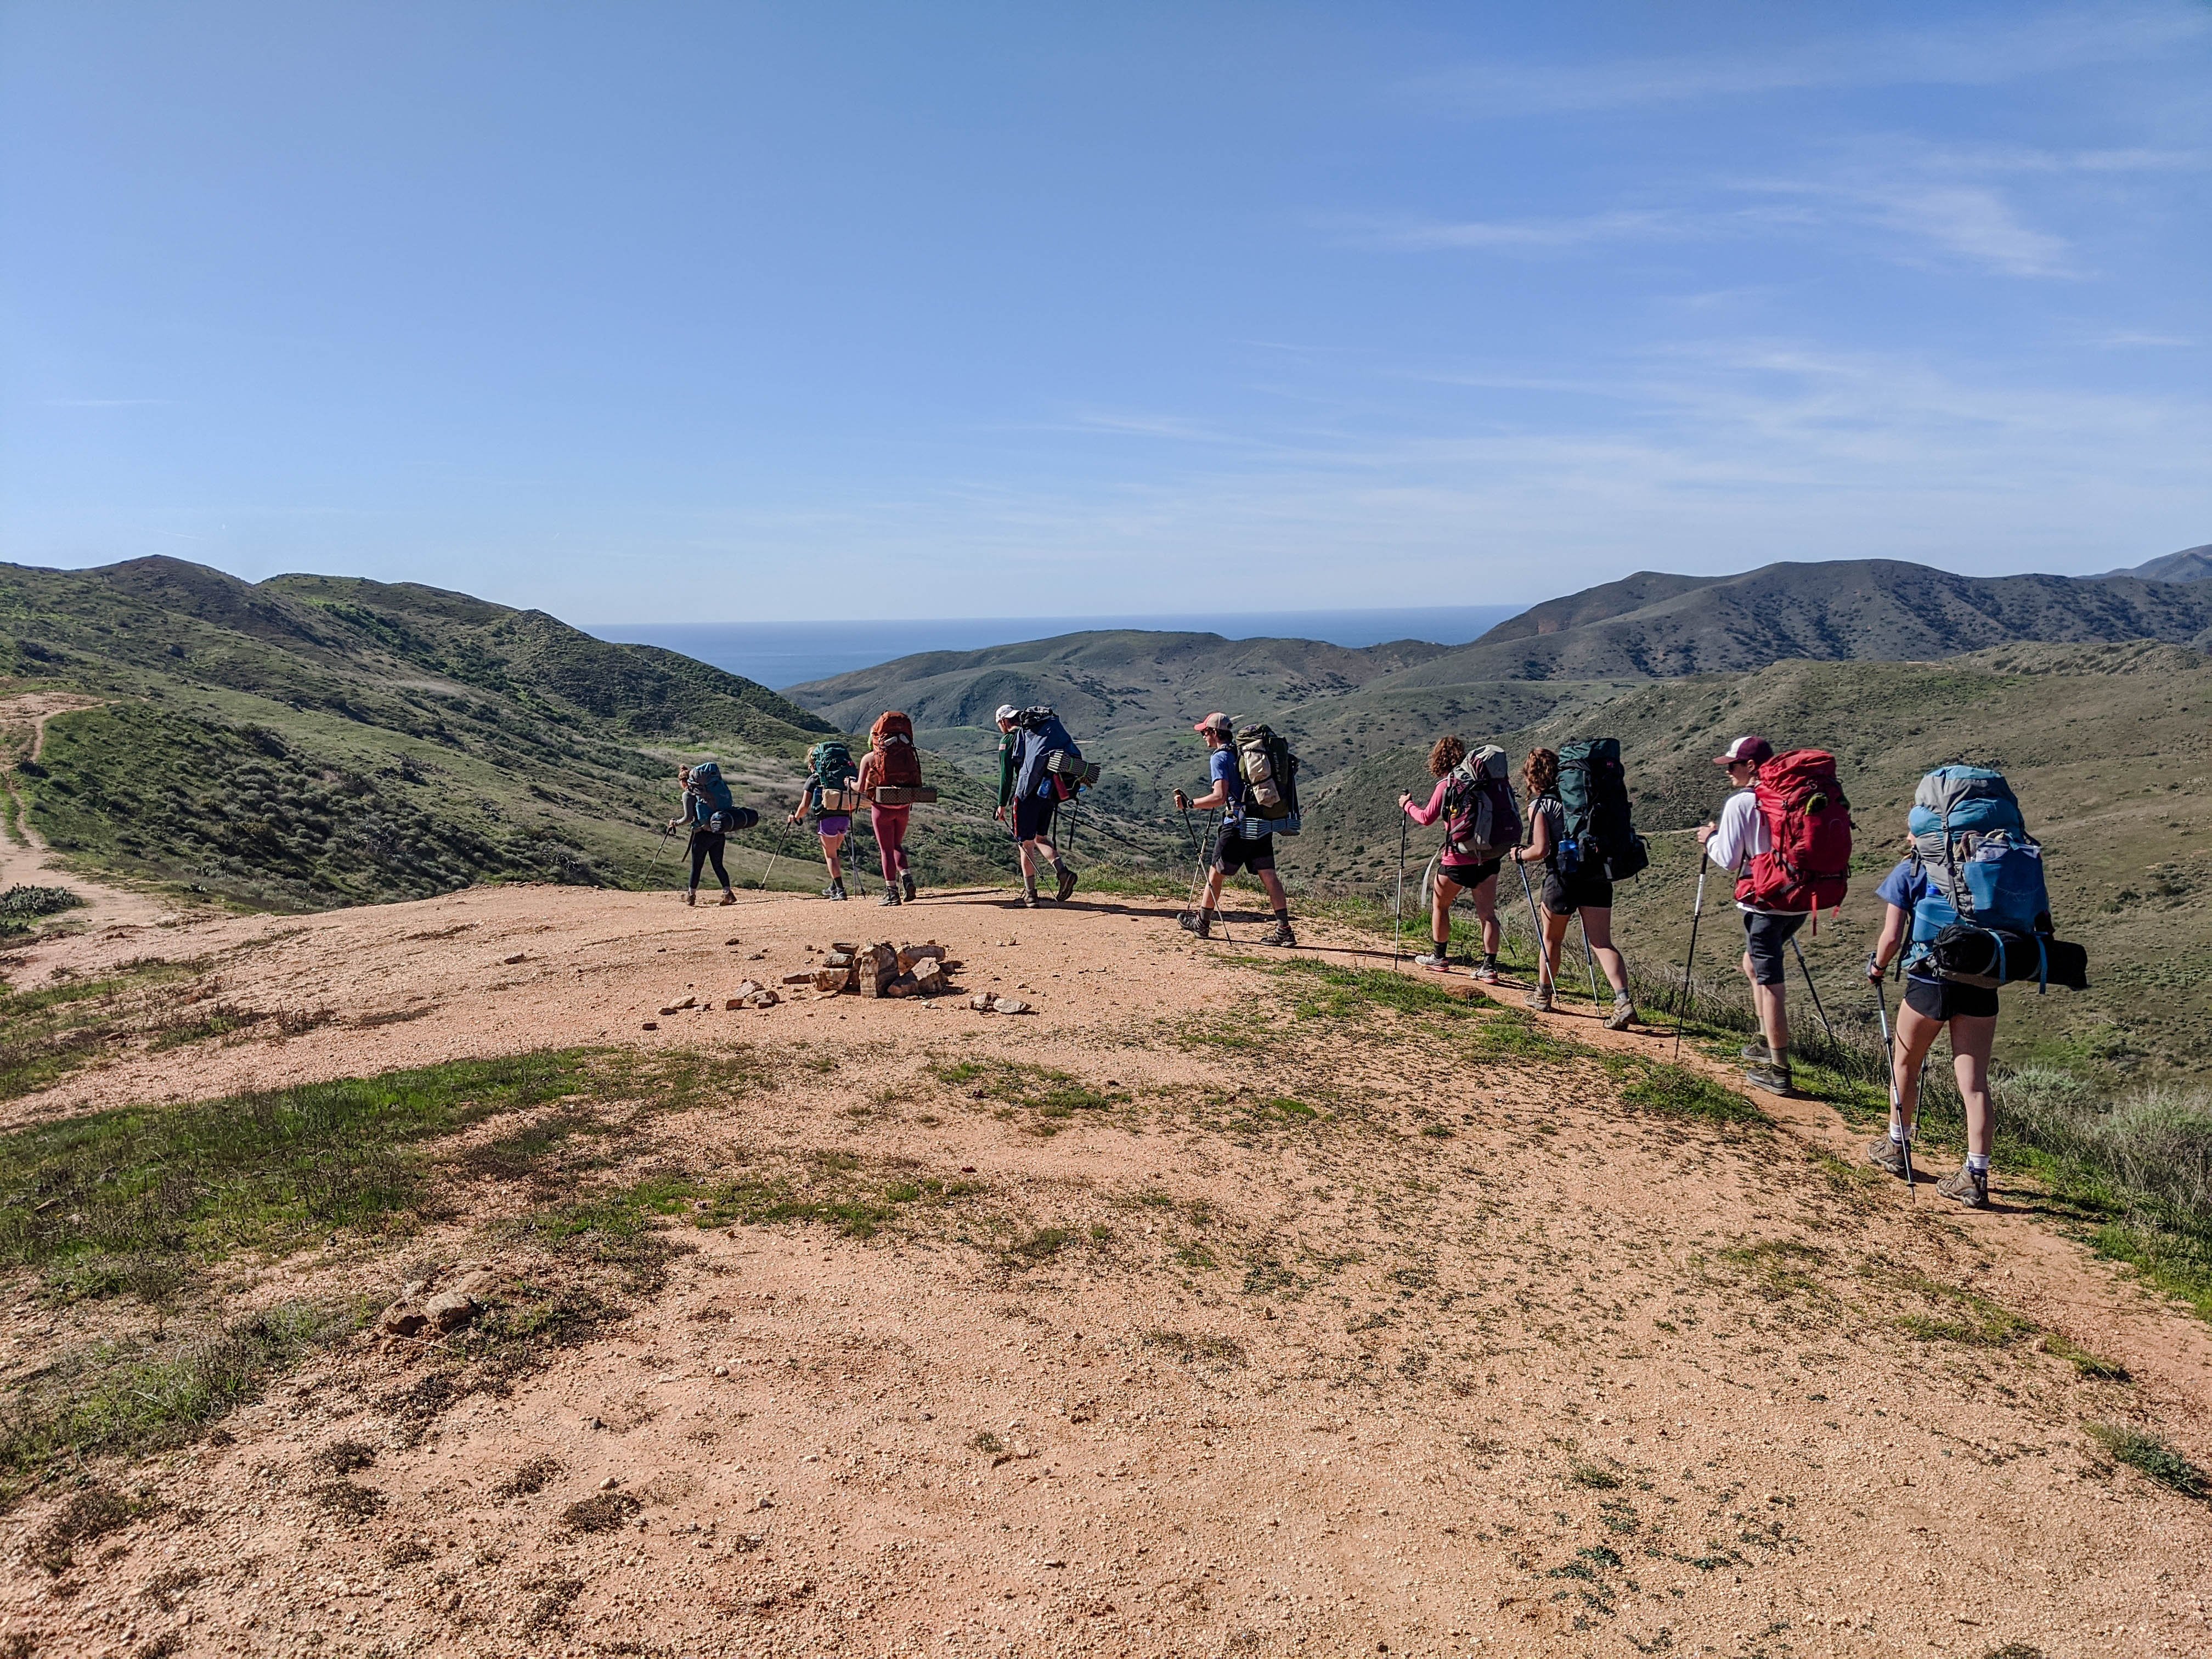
[0,557,1039,910]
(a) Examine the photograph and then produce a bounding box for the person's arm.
[1176,748,1233,812]
[995,734,1016,815]
[1701,791,1756,872]
[1869,904,1910,979]
[1398,777,1449,827]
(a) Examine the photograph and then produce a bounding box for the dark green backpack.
[807,740,857,811]
[1556,738,1647,882]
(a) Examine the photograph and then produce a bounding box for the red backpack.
[1737,749,1853,923]
[871,710,922,789]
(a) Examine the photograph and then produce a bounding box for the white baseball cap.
[994,704,1019,723]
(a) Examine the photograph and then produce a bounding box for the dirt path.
[3,880,2209,1658]
[0,693,172,958]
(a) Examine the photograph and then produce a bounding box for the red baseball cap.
[1194,712,1231,736]
[1714,735,1773,766]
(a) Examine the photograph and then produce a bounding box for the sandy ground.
[3,862,2211,1659]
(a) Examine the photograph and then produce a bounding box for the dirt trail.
[0,693,172,950]
[3,878,2209,1658]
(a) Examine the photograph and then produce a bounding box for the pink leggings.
[871,804,911,884]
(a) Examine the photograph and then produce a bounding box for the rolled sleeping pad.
[1928,923,2089,992]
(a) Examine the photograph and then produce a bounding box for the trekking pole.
[1577,915,1602,1006]
[1673,849,1710,1062]
[1788,931,1836,1049]
[1392,812,1408,969]
[755,821,792,894]
[654,824,675,870]
[1513,857,1551,991]
[1871,965,1914,1198]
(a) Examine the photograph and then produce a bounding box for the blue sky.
[2,1,2207,622]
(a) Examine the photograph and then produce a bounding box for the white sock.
[1889,1125,1905,1144]
[1967,1153,1990,1173]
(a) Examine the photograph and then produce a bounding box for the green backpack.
[808,740,857,812]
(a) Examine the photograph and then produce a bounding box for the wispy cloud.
[2096,331,2197,348]
[1411,7,2209,117]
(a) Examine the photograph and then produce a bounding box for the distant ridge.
[2101,543,2212,583]
[1414,558,2212,682]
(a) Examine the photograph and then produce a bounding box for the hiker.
[1510,747,1635,1028]
[1865,842,2001,1209]
[788,737,860,901]
[857,710,921,907]
[1171,712,1295,947]
[993,704,1080,907]
[1696,736,1854,1096]
[668,764,737,907]
[1397,735,1511,980]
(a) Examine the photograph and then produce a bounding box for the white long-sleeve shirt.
[1703,788,1784,914]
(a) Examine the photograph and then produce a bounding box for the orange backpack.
[872,710,922,788]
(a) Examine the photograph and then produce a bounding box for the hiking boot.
[685,889,697,907]
[1259,918,1297,948]
[1526,985,1554,1013]
[1745,1061,1794,1097]
[1179,910,1212,939]
[1414,951,1452,971]
[1604,994,1637,1031]
[878,889,901,906]
[1866,1135,1909,1179]
[824,881,848,901]
[1054,865,1079,904]
[1740,1041,1775,1064]
[718,888,737,906]
[1020,887,1039,909]
[902,873,917,902]
[1936,1163,1990,1210]
[1472,958,1501,984]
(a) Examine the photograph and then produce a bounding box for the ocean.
[589,604,1525,691]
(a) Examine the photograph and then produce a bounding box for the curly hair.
[1523,747,1560,799]
[1426,735,1466,778]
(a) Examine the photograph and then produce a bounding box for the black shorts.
[1541,867,1613,915]
[1904,975,2000,1022]
[1212,825,1276,876]
[1438,858,1500,893]
[1014,794,1057,842]
[1741,910,1808,986]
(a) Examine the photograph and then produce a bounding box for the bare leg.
[1257,868,1289,912]
[821,832,845,882]
[1892,1002,1944,1137]
[1473,874,1501,958]
[1431,873,1462,949]
[1578,906,1631,995]
[1947,1012,1998,1159]
[1539,907,1570,990]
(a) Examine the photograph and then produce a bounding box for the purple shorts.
[817,814,851,838]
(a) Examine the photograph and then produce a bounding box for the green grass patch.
[1,1299,353,1507]
[1886,1268,2036,1347]
[934,1059,1124,1132]
[0,883,84,936]
[1606,1057,1770,1129]
[2085,1423,2209,1501]
[0,1050,603,1297]
[0,957,208,1102]
[2041,1334,2130,1381]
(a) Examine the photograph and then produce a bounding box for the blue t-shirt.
[1210,746,1244,814]
[1875,858,1942,980]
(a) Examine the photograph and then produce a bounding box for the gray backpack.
[1443,745,1520,861]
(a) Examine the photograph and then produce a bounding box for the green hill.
[1,557,899,909]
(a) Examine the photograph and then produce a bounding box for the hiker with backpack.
[667,761,755,907]
[1695,736,1854,1097]
[992,704,1084,907]
[788,737,861,901]
[1863,766,2089,1210]
[857,710,924,906]
[1397,735,1515,980]
[1171,712,1296,946]
[1510,746,1637,1028]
